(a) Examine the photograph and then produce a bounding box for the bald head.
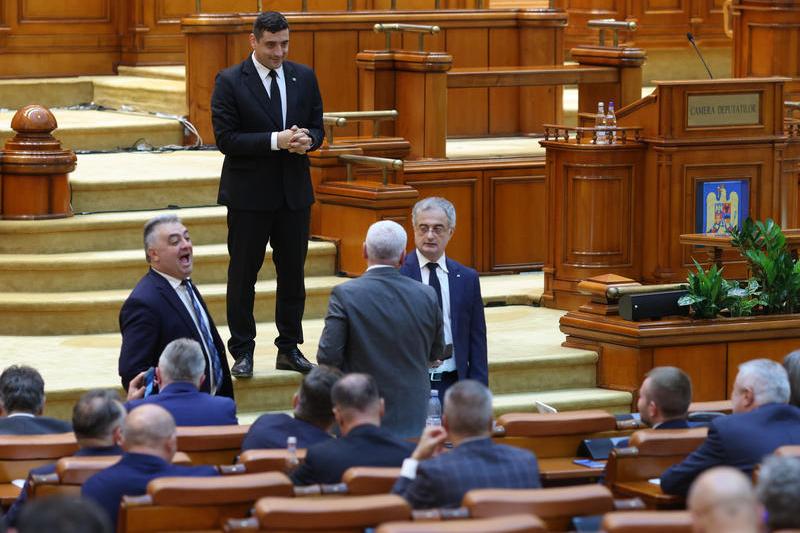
[122,404,177,460]
[688,467,761,533]
[331,373,383,434]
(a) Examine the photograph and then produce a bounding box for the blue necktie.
[183,279,223,394]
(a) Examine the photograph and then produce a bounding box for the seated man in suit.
[5,388,126,527]
[0,365,71,435]
[82,404,218,527]
[400,197,488,398]
[125,338,237,426]
[757,455,800,531]
[289,373,414,485]
[17,495,112,533]
[392,380,541,509]
[687,466,762,533]
[661,359,800,496]
[242,365,341,451]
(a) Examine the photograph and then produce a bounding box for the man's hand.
[430,359,443,369]
[287,125,312,154]
[127,371,147,401]
[411,426,448,461]
[276,128,295,150]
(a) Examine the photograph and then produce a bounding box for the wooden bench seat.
[601,510,693,532]
[0,432,77,505]
[605,428,708,509]
[376,514,547,533]
[238,448,307,474]
[176,424,249,465]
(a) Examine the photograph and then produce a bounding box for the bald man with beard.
[82,404,218,527]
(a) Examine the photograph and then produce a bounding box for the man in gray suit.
[317,220,444,438]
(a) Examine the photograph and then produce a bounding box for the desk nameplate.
[686,92,761,128]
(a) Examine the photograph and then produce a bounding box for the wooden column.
[357,50,452,160]
[317,180,419,276]
[1,105,76,220]
[571,45,645,117]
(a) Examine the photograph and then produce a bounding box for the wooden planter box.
[560,310,800,408]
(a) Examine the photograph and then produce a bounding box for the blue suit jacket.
[125,382,238,426]
[392,437,541,509]
[400,253,488,384]
[241,413,331,451]
[290,424,414,486]
[118,269,233,398]
[6,445,123,527]
[660,403,800,496]
[82,452,218,527]
[0,416,71,435]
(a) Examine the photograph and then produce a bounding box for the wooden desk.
[612,480,683,509]
[538,457,605,484]
[680,231,800,270]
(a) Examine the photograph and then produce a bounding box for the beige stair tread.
[492,389,633,414]
[90,75,185,94]
[480,273,543,305]
[116,66,186,81]
[0,109,181,133]
[0,276,346,308]
[71,151,224,187]
[447,136,547,160]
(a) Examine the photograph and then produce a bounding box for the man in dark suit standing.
[392,380,541,509]
[125,339,238,426]
[118,214,233,399]
[317,220,444,438]
[211,11,324,378]
[661,359,800,496]
[400,197,488,398]
[0,366,71,435]
[290,374,414,485]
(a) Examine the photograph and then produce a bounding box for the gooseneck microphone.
[687,33,714,79]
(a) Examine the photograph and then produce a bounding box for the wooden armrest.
[411,507,470,521]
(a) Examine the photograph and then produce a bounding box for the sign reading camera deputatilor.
[686,92,761,128]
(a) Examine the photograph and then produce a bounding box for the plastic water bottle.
[286,435,299,468]
[606,100,617,143]
[426,390,442,427]
[595,101,607,144]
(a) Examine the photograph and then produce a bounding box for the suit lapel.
[446,258,462,330]
[149,270,199,340]
[283,61,298,128]
[404,252,422,282]
[242,59,281,130]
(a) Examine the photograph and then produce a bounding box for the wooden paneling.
[653,344,727,401]
[726,339,800,396]
[485,169,546,270]
[489,28,520,135]
[446,28,489,137]
[21,0,110,22]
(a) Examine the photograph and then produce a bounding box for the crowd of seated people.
[1,349,800,531]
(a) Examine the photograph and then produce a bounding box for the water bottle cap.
[287,436,297,445]
[431,390,439,397]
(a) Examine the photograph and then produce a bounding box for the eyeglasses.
[415,224,448,236]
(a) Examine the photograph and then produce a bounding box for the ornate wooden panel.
[653,344,726,401]
[446,28,489,137]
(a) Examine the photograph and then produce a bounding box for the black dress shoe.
[276,348,315,374]
[230,353,254,378]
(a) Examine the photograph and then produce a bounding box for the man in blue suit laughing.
[400,197,488,397]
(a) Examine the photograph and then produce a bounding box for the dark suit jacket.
[241,413,330,451]
[660,403,800,496]
[290,424,414,486]
[82,452,218,527]
[392,437,541,509]
[125,382,237,426]
[400,253,488,384]
[317,267,445,438]
[118,269,233,398]
[0,415,71,435]
[615,418,691,449]
[6,445,123,527]
[211,57,324,211]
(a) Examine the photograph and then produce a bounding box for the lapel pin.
[456,274,461,277]
[292,77,296,82]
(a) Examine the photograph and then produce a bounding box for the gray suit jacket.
[317,267,444,438]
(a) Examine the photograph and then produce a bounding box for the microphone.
[687,33,714,79]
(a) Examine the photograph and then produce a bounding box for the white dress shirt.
[416,249,456,374]
[152,268,217,393]
[251,53,287,151]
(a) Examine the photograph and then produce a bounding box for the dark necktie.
[427,263,444,311]
[182,279,223,394]
[268,70,283,129]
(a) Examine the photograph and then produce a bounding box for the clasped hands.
[277,125,312,154]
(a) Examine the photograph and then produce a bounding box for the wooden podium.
[542,77,793,309]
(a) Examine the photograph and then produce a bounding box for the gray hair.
[412,197,456,229]
[143,214,182,262]
[756,455,800,530]
[443,380,493,437]
[365,220,407,262]
[783,350,800,408]
[737,359,790,406]
[158,338,206,385]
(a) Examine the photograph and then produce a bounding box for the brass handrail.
[587,19,638,47]
[607,283,688,299]
[338,154,403,185]
[323,110,399,144]
[374,23,441,52]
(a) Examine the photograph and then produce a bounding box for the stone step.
[0,207,227,254]
[0,241,337,293]
[0,276,346,336]
[70,151,223,213]
[0,77,94,111]
[116,66,186,82]
[0,109,183,152]
[492,389,632,416]
[91,76,187,117]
